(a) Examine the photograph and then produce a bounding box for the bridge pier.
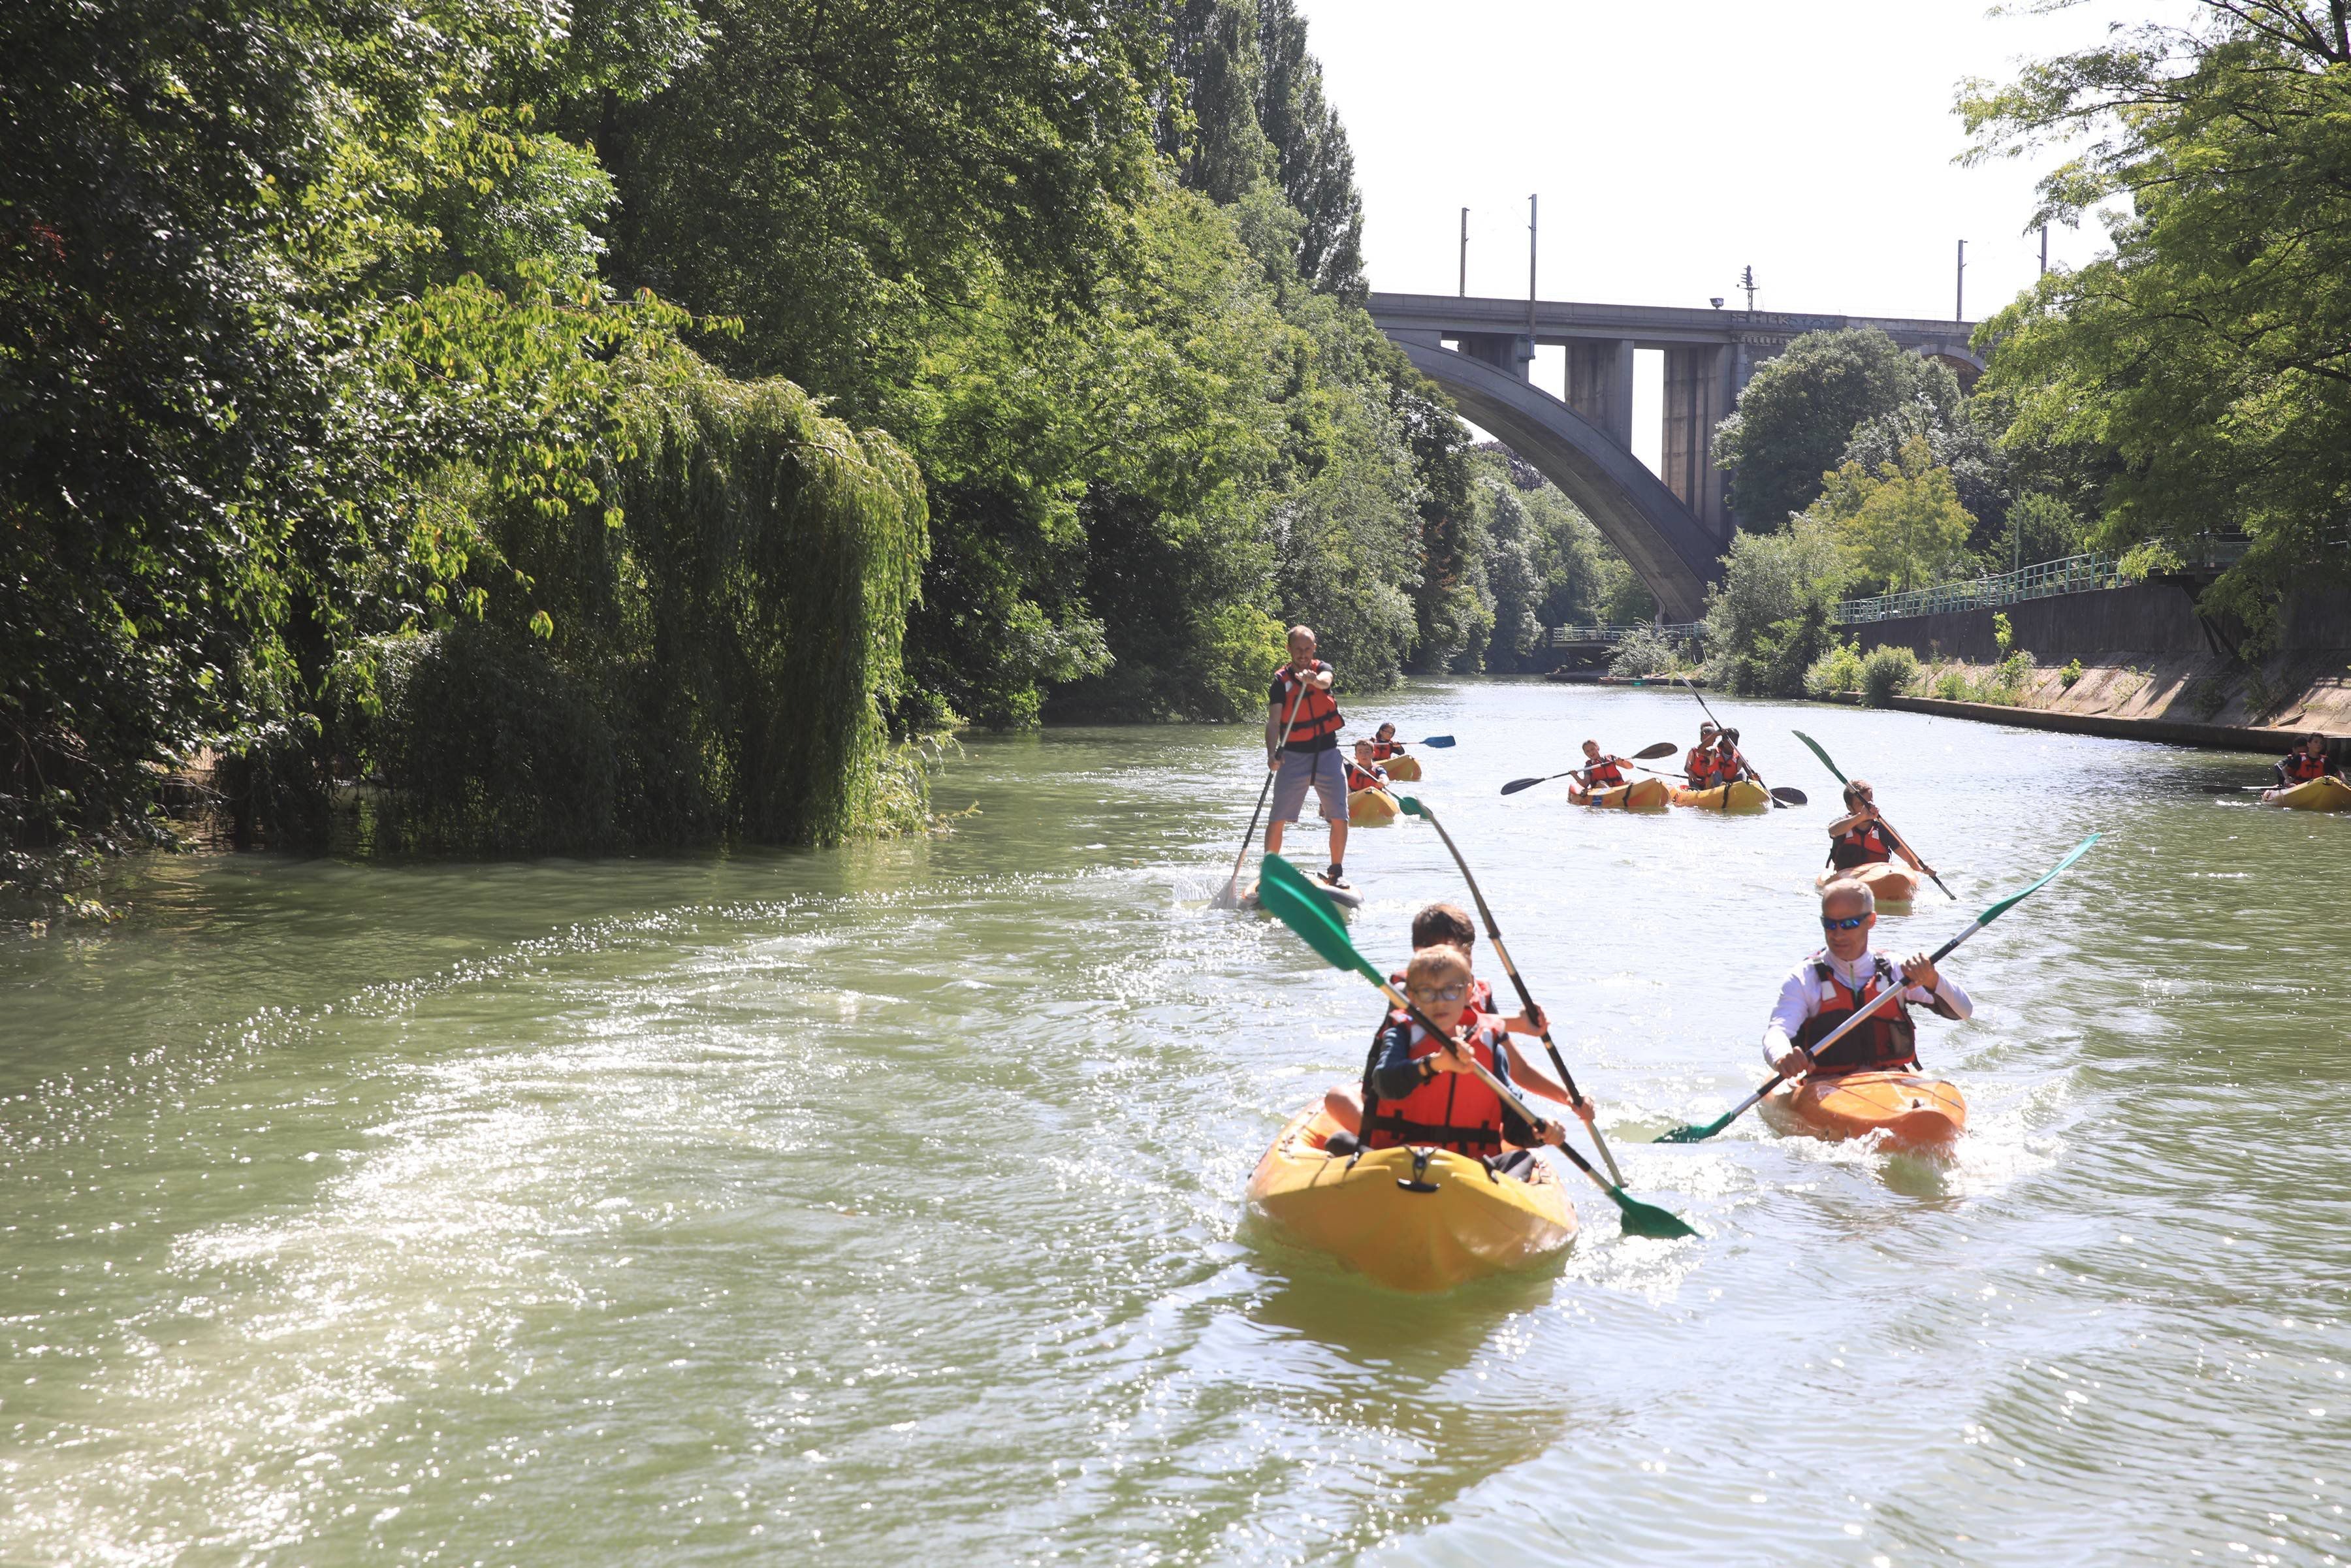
[1453,332,1534,380]
[1563,340,1635,449]
[1662,345,1735,540]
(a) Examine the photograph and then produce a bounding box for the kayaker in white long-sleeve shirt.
[1763,878,1973,1078]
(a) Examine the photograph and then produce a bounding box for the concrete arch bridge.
[1369,293,1984,621]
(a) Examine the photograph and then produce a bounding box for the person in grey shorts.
[1264,625,1351,888]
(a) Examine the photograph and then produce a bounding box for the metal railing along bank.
[1538,622,1703,648]
[1831,537,2249,626]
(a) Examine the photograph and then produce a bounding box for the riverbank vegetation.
[3,0,1640,903]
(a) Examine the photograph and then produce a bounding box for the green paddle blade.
[1256,855,1384,985]
[1607,1185,1699,1237]
[1396,795,1428,817]
[1656,1109,1741,1144]
[1792,729,1848,786]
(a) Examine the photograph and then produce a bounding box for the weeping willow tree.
[360,351,929,856]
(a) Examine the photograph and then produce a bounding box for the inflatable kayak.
[1245,1104,1576,1292]
[1383,755,1422,782]
[1349,786,1400,825]
[1760,1070,1966,1149]
[1569,776,1671,810]
[1671,779,1772,812]
[1817,861,1917,911]
[2263,775,2351,811]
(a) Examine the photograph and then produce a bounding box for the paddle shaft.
[1226,682,1309,897]
[1796,731,1955,901]
[1501,744,1673,796]
[1405,803,1627,1185]
[1677,677,1786,808]
[1712,917,1989,1130]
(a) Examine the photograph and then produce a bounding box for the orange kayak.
[1569,776,1671,810]
[1383,754,1422,782]
[1670,779,1770,812]
[1762,1070,1966,1149]
[1817,861,1917,910]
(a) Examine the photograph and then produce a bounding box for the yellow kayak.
[1383,755,1422,782]
[1349,786,1400,825]
[1569,776,1671,810]
[1245,1105,1577,1293]
[2264,776,2351,811]
[1760,1071,1967,1150]
[1671,779,1771,812]
[1817,861,1917,912]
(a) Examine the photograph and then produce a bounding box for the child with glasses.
[1763,878,1972,1080]
[1326,946,1566,1172]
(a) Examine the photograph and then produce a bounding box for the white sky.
[1292,0,2177,464]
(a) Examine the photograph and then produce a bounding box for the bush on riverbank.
[1861,646,1921,706]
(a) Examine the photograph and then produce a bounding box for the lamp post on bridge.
[1956,238,1968,321]
[1459,207,1468,296]
[1527,194,1537,339]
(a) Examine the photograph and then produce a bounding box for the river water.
[4,679,2346,1566]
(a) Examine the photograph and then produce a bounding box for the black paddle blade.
[1499,776,1546,795]
[1633,741,1677,760]
[1770,786,1808,807]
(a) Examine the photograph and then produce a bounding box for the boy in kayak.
[1684,722,1722,788]
[1343,946,1569,1174]
[1323,904,1593,1145]
[1713,728,1756,786]
[1764,879,1972,1080]
[1823,778,1928,875]
[1345,739,1390,795]
[1573,739,1628,791]
[2273,733,2341,789]
[1370,722,1405,761]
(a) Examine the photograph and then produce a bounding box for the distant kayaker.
[1685,722,1722,788]
[1765,879,1973,1080]
[2275,733,2341,789]
[1370,722,1405,761]
[1345,946,1569,1174]
[1824,779,1927,874]
[1265,626,1350,889]
[1322,904,1593,1143]
[1573,740,1627,790]
[1713,728,1755,786]
[1345,740,1390,795]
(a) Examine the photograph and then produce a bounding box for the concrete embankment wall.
[1834,582,2351,755]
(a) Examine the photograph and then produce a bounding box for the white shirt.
[1761,946,1973,1068]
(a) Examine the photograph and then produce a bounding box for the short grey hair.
[1819,877,1876,916]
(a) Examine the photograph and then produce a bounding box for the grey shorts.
[1271,746,1350,824]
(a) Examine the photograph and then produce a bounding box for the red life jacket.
[1794,954,1919,1075]
[1713,745,1746,781]
[1272,661,1344,748]
[1371,740,1400,760]
[2283,750,2329,783]
[1363,1006,1512,1155]
[1582,756,1626,787]
[1345,760,1387,793]
[1686,746,1721,786]
[1829,819,1896,870]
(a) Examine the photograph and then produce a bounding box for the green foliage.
[2060,658,2085,688]
[1997,491,2086,570]
[1805,639,1867,697]
[1861,645,1921,706]
[1802,435,1979,593]
[1610,626,1695,680]
[1961,3,2351,642]
[1711,330,1960,530]
[1700,517,1847,695]
[1993,613,2015,656]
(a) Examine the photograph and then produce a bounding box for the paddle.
[1256,855,1696,1239]
[1218,680,1309,908]
[1655,831,2100,1144]
[1395,794,1628,1186]
[1674,677,1806,808]
[1791,729,1957,902]
[1501,741,1676,796]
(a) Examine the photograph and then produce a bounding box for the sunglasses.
[1820,913,1869,931]
[1407,983,1469,1003]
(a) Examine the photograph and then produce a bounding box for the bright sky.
[1292,0,2175,468]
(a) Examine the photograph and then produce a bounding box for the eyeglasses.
[1407,983,1469,1003]
[1820,913,1868,931]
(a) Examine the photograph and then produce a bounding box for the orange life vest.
[1829,820,1895,870]
[1582,756,1626,787]
[1363,1007,1512,1155]
[1794,954,1919,1075]
[1713,744,1746,781]
[1345,760,1387,793]
[2282,750,2330,783]
[1271,661,1343,749]
[1371,740,1401,760]
[1686,746,1720,786]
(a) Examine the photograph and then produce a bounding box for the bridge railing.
[1539,622,1703,648]
[1831,536,2249,626]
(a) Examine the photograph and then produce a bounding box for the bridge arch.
[1391,340,1723,621]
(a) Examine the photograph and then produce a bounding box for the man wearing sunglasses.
[1763,880,1972,1080]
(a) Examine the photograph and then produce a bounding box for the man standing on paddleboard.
[1764,879,1972,1078]
[1265,625,1351,889]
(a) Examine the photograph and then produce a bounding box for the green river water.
[4,680,2347,1565]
